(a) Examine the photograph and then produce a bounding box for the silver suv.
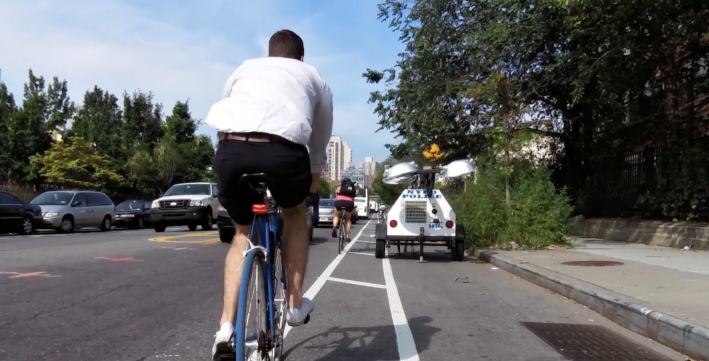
[30,190,116,233]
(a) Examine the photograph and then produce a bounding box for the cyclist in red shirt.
[332,177,356,242]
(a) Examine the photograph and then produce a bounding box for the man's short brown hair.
[268,29,304,60]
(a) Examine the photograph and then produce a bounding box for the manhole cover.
[561,260,624,267]
[521,322,674,361]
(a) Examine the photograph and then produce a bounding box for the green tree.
[69,86,124,161]
[28,136,122,190]
[127,138,181,195]
[10,70,75,183]
[179,134,216,182]
[165,100,197,144]
[372,157,407,206]
[367,0,709,216]
[122,91,165,150]
[46,76,75,132]
[318,177,332,198]
[0,83,17,180]
[163,101,214,183]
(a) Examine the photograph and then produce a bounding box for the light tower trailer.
[374,166,466,262]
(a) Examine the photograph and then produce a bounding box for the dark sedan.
[114,200,153,229]
[0,191,42,235]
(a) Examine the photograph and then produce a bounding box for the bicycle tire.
[234,250,268,361]
[270,234,287,361]
[338,209,345,254]
[337,225,345,254]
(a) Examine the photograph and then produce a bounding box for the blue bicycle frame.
[233,196,285,360]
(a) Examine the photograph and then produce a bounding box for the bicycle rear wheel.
[338,217,345,253]
[270,237,287,361]
[233,251,268,361]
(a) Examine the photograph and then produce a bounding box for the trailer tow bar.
[418,226,427,263]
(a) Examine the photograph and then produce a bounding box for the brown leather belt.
[217,132,287,143]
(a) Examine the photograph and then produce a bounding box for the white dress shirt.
[205,57,334,173]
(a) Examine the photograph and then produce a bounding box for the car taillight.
[389,220,398,228]
[445,220,454,228]
[330,209,335,214]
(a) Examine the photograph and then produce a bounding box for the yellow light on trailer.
[423,143,444,162]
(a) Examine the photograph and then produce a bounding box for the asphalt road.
[0,221,688,361]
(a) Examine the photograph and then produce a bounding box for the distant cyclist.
[332,178,356,242]
[205,29,333,359]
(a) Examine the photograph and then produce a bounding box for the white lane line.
[327,277,387,289]
[349,251,375,257]
[283,219,373,339]
[383,249,420,361]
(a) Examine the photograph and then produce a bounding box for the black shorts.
[334,200,355,213]
[213,139,312,226]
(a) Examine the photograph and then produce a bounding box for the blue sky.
[0,0,403,163]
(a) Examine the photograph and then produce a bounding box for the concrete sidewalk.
[475,240,709,360]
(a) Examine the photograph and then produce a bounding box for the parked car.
[317,198,336,226]
[0,191,43,235]
[317,198,359,227]
[217,193,313,243]
[216,205,235,243]
[30,190,115,233]
[114,200,152,229]
[150,182,220,232]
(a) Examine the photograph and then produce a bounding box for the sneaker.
[212,322,234,360]
[286,297,314,326]
[346,237,351,243]
[331,229,337,238]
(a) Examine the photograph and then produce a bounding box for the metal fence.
[0,181,71,202]
[585,147,677,219]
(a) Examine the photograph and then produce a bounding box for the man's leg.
[345,211,352,238]
[280,202,309,309]
[211,139,261,359]
[219,224,252,325]
[265,141,314,326]
[331,211,340,238]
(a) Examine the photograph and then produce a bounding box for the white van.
[354,187,369,219]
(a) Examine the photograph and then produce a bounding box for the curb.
[475,249,709,361]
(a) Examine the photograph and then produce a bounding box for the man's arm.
[307,80,334,191]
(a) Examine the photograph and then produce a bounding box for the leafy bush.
[451,159,578,250]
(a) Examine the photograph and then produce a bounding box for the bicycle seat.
[238,173,276,193]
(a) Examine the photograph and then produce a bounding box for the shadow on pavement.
[389,248,479,264]
[310,235,330,246]
[283,316,439,361]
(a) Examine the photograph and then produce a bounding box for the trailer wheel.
[375,239,386,259]
[452,224,466,261]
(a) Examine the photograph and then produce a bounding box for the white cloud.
[0,0,400,162]
[0,0,243,127]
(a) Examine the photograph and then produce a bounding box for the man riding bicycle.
[332,178,356,242]
[205,29,333,360]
